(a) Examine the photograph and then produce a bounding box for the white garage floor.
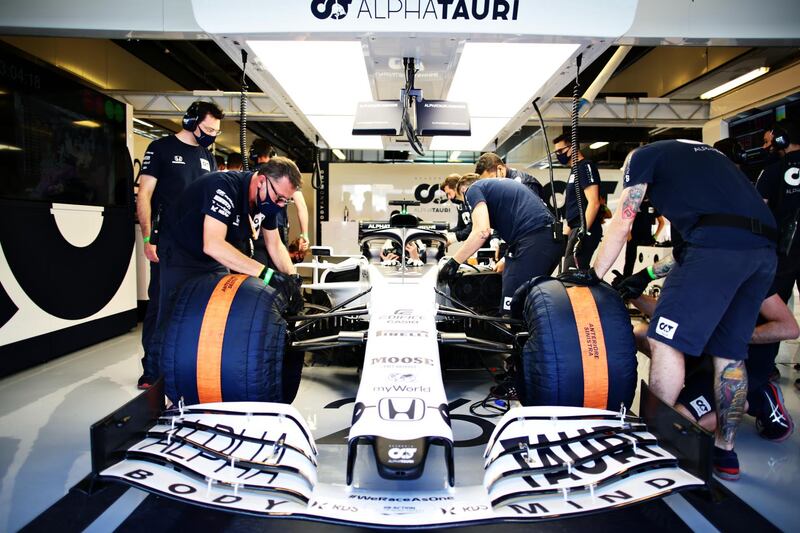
[0,323,798,532]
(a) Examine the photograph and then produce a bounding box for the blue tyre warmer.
[518,277,637,410]
[162,273,300,405]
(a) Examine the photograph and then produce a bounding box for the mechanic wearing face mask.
[136,100,222,389]
[756,120,800,305]
[475,152,545,199]
[552,134,603,270]
[440,173,477,246]
[150,157,305,377]
[438,177,562,313]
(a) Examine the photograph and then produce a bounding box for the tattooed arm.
[651,253,676,278]
[714,357,748,450]
[593,183,648,278]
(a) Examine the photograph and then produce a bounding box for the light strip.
[248,40,382,150]
[333,149,346,160]
[432,42,579,151]
[73,120,102,128]
[589,141,609,150]
[448,151,461,162]
[133,117,155,128]
[700,67,770,100]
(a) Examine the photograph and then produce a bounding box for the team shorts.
[648,246,776,360]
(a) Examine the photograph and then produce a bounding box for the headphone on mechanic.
[771,119,800,151]
[249,139,277,163]
[182,101,202,131]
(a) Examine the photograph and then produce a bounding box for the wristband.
[646,265,657,280]
[143,236,150,244]
[299,233,308,240]
[259,266,275,285]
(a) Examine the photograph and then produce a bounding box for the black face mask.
[256,182,282,218]
[556,151,570,165]
[193,129,217,148]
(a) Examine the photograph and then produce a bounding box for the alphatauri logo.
[784,166,800,187]
[311,0,352,19]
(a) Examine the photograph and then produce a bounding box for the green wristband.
[261,267,274,286]
[300,233,308,240]
[143,236,150,244]
[646,265,657,280]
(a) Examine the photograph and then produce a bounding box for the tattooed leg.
[714,357,748,450]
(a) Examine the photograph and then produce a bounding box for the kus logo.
[311,0,352,19]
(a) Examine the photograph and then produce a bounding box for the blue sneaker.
[713,446,740,481]
[755,382,794,442]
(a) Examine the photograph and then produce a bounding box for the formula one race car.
[89,208,708,529]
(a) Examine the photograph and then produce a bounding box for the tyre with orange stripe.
[161,273,302,404]
[516,277,637,410]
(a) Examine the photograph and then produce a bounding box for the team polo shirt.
[165,171,274,261]
[623,140,775,249]
[564,159,601,227]
[756,151,800,226]
[139,135,216,213]
[465,178,554,245]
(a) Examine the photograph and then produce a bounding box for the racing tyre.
[516,276,637,410]
[161,273,301,404]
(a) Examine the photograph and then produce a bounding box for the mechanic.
[136,100,222,389]
[622,192,664,277]
[621,284,796,444]
[592,139,777,481]
[438,177,562,313]
[475,152,545,199]
[250,139,310,265]
[153,157,304,363]
[552,134,603,270]
[756,119,800,304]
[441,173,474,246]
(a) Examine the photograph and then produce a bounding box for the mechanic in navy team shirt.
[152,158,304,373]
[438,177,562,313]
[552,134,603,270]
[440,173,474,246]
[756,119,800,304]
[593,139,777,481]
[475,152,545,199]
[136,100,222,389]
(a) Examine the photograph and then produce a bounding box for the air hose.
[570,54,584,267]
[240,49,249,171]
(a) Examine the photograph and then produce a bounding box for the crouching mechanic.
[438,177,563,312]
[593,140,777,480]
[154,157,305,368]
[619,276,797,445]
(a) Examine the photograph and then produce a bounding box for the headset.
[771,120,798,151]
[182,101,201,132]
[249,139,277,163]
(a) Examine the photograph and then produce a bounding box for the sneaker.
[713,446,740,481]
[137,374,155,390]
[755,382,794,442]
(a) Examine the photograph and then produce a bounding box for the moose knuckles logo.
[311,0,352,19]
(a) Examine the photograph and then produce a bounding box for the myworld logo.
[311,0,352,20]
[311,0,520,21]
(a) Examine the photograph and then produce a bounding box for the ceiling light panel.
[248,40,382,149]
[448,43,579,118]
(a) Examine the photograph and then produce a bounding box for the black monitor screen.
[0,44,131,207]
